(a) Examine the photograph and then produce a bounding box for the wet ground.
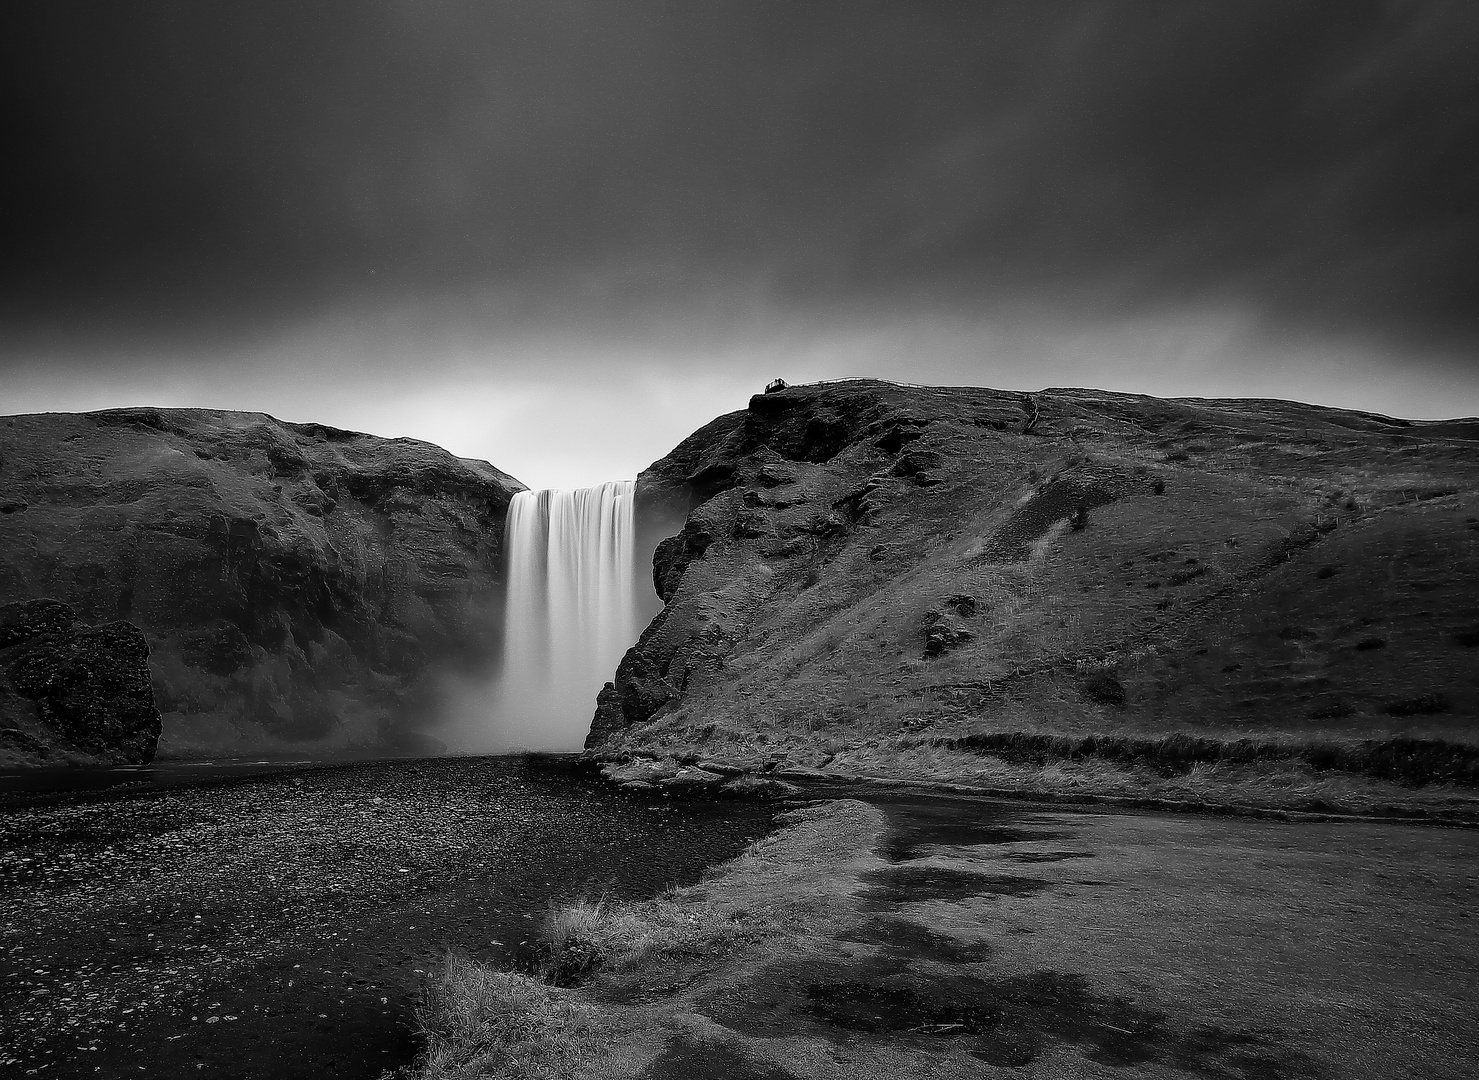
[0,760,317,803]
[683,788,1479,1079]
[9,767,1478,1080]
[0,757,778,1079]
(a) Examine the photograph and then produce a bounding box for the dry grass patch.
[408,802,886,1080]
[414,954,603,1080]
[536,893,749,986]
[799,736,1479,818]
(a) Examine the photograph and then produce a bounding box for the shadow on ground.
[691,796,1332,1079]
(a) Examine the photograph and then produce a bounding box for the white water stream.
[490,480,641,750]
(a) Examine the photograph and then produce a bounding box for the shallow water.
[0,756,779,1078]
[0,759,315,802]
[708,784,1479,1078]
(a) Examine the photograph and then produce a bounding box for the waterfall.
[491,480,641,750]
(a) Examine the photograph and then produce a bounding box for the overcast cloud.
[3,2,1475,487]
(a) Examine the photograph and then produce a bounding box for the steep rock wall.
[0,408,523,756]
[588,381,1479,774]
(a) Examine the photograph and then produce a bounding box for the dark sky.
[3,2,1476,487]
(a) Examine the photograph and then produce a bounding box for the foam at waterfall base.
[434,480,642,754]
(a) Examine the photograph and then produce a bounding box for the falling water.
[490,481,641,750]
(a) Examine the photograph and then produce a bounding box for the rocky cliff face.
[1,599,161,766]
[588,381,1479,803]
[0,409,523,757]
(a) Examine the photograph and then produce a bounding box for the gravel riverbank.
[0,757,779,1078]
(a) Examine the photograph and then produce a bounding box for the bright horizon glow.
[4,305,1476,490]
[4,4,1474,492]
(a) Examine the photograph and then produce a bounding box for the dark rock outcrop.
[587,380,1479,779]
[923,608,974,658]
[597,756,799,798]
[0,409,524,756]
[1,598,161,765]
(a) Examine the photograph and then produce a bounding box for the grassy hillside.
[0,408,522,759]
[589,381,1479,814]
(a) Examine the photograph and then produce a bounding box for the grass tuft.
[408,802,877,1080]
[947,730,1479,788]
[414,954,600,1080]
[535,894,748,987]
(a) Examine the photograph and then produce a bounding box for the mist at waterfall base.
[434,481,646,754]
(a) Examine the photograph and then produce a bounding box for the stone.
[657,766,726,794]
[923,609,975,658]
[0,598,161,765]
[696,759,747,776]
[945,594,978,618]
[601,758,681,785]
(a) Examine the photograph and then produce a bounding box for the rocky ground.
[0,408,524,759]
[416,791,1479,1080]
[0,757,777,1079]
[590,380,1479,813]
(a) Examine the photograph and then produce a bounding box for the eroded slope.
[589,381,1479,808]
[0,408,524,757]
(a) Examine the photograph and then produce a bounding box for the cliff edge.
[589,380,1479,811]
[0,408,524,757]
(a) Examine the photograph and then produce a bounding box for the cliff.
[589,380,1479,809]
[1,598,161,765]
[0,408,523,757]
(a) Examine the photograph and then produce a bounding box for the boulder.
[601,757,680,785]
[656,765,726,794]
[0,598,161,765]
[923,608,975,658]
